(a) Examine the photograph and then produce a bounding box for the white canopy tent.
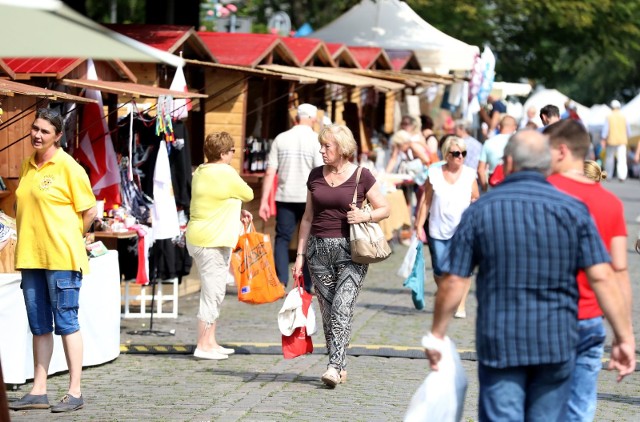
[0,0,184,67]
[622,94,640,137]
[523,89,591,126]
[310,0,478,74]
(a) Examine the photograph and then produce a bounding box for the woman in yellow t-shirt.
[12,108,96,413]
[186,132,254,360]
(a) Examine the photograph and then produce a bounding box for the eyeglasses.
[449,150,467,158]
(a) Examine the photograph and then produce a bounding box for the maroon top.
[307,166,377,238]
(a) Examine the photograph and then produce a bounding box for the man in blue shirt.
[424,130,635,421]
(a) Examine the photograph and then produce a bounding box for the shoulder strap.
[352,166,363,205]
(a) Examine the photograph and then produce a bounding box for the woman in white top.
[414,136,479,318]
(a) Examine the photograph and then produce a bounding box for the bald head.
[499,115,518,134]
[504,130,551,174]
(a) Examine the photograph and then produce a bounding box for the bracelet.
[367,211,373,223]
[296,253,306,257]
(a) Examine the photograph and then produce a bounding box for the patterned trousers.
[307,235,368,371]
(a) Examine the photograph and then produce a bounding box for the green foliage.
[85,0,145,24]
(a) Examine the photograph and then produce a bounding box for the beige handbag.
[349,167,392,264]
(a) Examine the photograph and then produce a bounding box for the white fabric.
[428,166,476,240]
[267,125,323,203]
[169,65,189,120]
[152,140,180,240]
[309,0,478,73]
[0,251,121,384]
[278,287,316,336]
[397,235,419,279]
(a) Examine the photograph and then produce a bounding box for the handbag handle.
[351,166,363,206]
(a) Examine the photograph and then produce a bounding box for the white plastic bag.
[397,235,420,279]
[404,335,468,422]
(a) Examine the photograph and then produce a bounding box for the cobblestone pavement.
[7,181,640,421]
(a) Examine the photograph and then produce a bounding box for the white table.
[0,250,121,385]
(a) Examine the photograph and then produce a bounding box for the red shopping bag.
[282,275,314,359]
[488,163,505,187]
[231,223,285,304]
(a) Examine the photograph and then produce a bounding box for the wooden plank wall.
[203,69,247,173]
[384,91,398,134]
[0,95,40,216]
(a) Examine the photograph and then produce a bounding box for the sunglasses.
[449,150,467,158]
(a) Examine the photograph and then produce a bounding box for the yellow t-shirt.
[186,163,254,248]
[16,149,96,273]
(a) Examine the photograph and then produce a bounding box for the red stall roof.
[325,43,361,68]
[385,49,422,71]
[197,32,298,67]
[105,24,214,61]
[0,58,136,82]
[347,46,392,70]
[280,38,334,67]
[0,58,83,78]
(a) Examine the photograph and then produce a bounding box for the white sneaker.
[194,348,228,360]
[454,310,467,319]
[214,346,235,355]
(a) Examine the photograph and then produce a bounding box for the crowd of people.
[8,98,637,420]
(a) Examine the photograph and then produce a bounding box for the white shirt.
[428,165,476,240]
[267,125,323,203]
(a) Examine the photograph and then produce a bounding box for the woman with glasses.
[186,132,253,360]
[414,136,479,318]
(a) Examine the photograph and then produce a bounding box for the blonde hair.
[318,124,357,158]
[441,136,466,158]
[583,160,607,182]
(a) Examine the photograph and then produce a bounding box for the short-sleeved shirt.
[479,133,510,174]
[463,135,482,172]
[267,125,324,203]
[548,174,627,319]
[442,171,610,368]
[307,166,376,238]
[16,149,96,273]
[186,163,254,248]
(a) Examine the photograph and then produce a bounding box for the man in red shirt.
[545,119,633,421]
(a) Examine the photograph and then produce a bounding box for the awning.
[60,79,208,99]
[260,64,404,92]
[0,0,184,67]
[0,79,98,103]
[183,59,317,84]
[342,69,419,88]
[306,67,405,91]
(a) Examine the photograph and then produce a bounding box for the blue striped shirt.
[442,171,610,368]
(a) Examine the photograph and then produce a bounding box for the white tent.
[523,89,591,126]
[0,0,184,67]
[622,94,640,137]
[588,104,612,129]
[310,0,479,74]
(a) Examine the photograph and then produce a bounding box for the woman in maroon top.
[293,124,389,388]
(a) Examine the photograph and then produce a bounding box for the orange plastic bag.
[231,223,285,304]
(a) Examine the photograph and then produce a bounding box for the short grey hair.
[503,130,551,173]
[318,124,357,158]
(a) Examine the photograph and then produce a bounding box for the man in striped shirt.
[424,130,635,421]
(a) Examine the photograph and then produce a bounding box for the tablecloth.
[0,251,121,384]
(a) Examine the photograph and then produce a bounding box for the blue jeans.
[566,317,606,422]
[478,356,575,422]
[426,235,450,277]
[21,269,82,336]
[274,201,311,292]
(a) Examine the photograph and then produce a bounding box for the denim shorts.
[426,235,451,277]
[21,269,82,336]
